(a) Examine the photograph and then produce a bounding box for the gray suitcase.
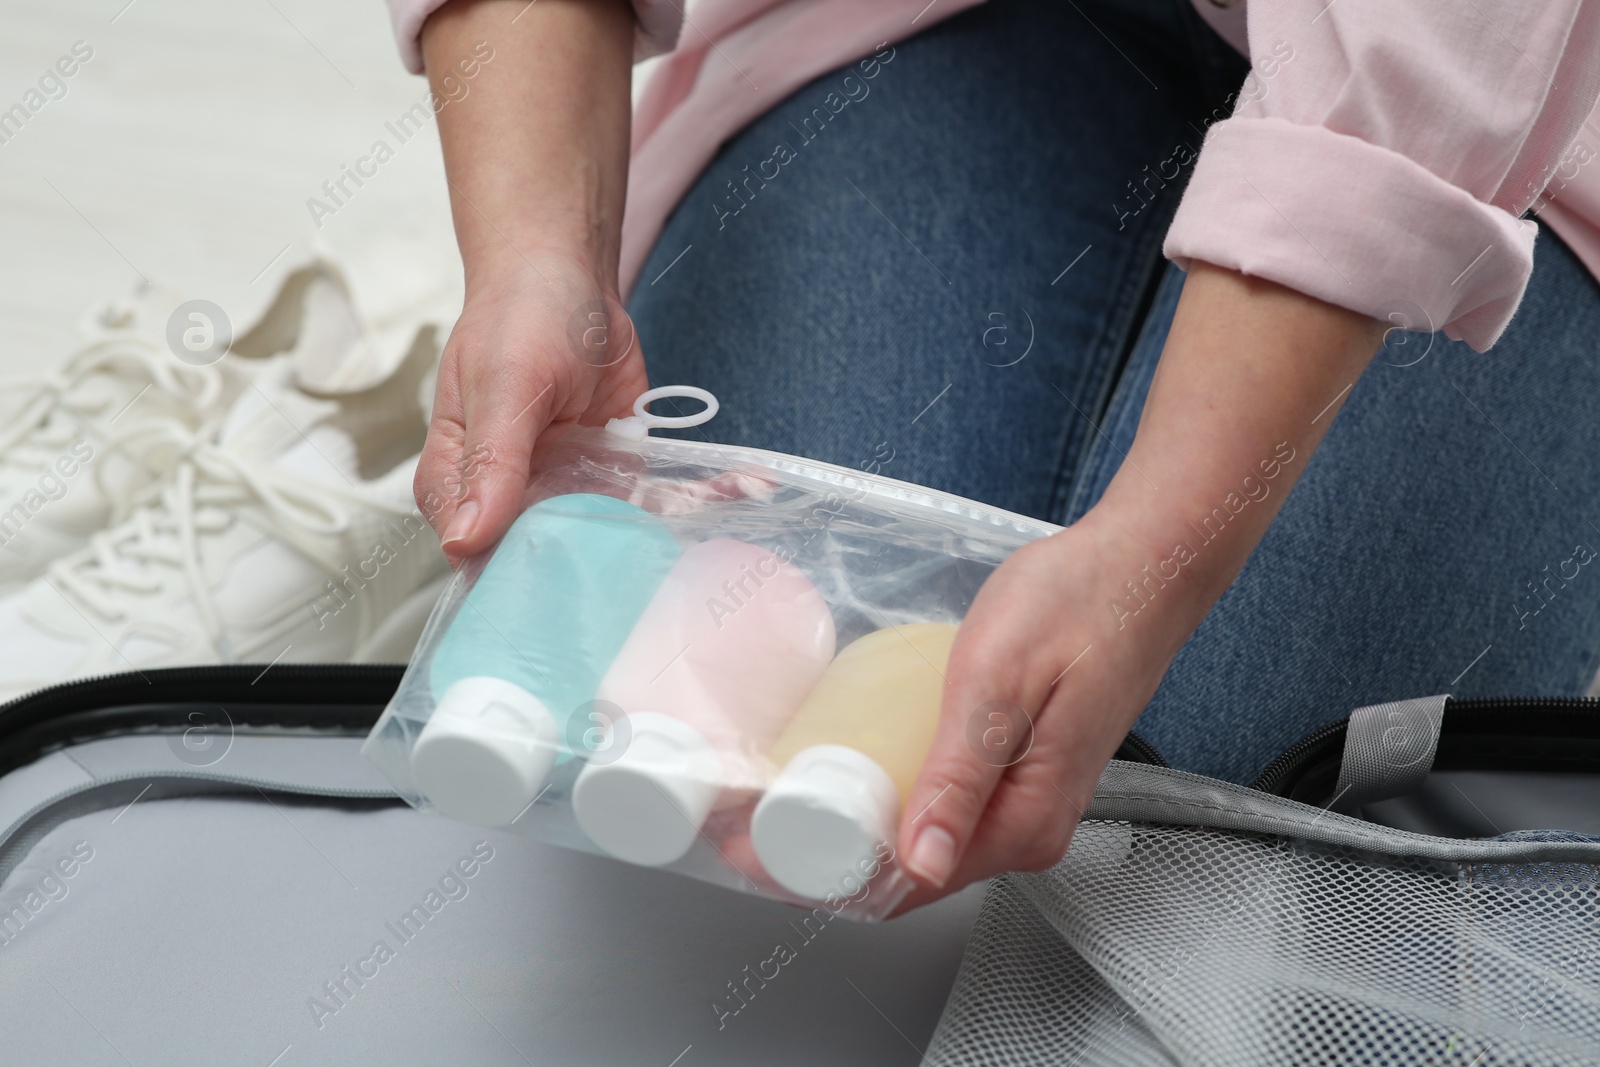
[0,665,989,1067]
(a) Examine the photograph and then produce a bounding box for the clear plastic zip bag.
[362,387,1059,919]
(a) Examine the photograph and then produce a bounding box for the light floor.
[2,0,474,367]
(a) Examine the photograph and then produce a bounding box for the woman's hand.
[888,500,1213,912]
[892,262,1388,910]
[411,0,636,555]
[416,256,647,557]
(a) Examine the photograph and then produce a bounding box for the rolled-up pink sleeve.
[385,0,683,74]
[1165,1,1600,350]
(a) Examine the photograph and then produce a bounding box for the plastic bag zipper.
[628,433,1063,540]
[605,385,1060,539]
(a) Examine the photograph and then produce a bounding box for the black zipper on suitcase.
[0,664,1171,778]
[1252,695,1600,802]
[1114,732,1167,768]
[0,664,405,777]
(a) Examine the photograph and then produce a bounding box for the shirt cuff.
[388,0,683,75]
[388,0,436,75]
[1164,116,1538,352]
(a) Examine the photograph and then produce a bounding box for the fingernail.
[907,826,957,888]
[441,500,479,548]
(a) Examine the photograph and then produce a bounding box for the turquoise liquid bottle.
[410,493,681,826]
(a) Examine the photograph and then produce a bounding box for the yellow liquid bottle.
[751,622,957,899]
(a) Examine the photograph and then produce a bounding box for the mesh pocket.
[927,765,1600,1066]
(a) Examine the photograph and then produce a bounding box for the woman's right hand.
[415,255,649,558]
[410,0,639,556]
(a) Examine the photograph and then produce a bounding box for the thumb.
[896,650,1027,890]
[440,376,555,559]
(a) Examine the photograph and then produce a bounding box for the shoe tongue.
[216,357,360,484]
[287,272,394,394]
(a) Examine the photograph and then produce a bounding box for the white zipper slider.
[606,385,720,441]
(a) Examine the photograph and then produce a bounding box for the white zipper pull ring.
[606,386,720,440]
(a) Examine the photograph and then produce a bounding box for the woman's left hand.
[889,501,1208,910]
[888,261,1388,911]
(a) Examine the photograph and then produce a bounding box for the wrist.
[460,239,619,312]
[462,232,614,296]
[1073,488,1245,641]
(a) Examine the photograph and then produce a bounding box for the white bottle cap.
[571,712,722,867]
[410,676,561,827]
[751,744,900,900]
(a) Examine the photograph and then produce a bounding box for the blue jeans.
[629,0,1600,784]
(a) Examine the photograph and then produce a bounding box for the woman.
[391,0,1600,910]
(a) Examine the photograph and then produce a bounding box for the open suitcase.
[4,669,1597,1065]
[0,665,987,1067]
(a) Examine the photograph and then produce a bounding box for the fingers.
[895,627,1024,892]
[415,350,470,539]
[887,768,1084,916]
[890,632,1163,913]
[889,688,1102,915]
[444,350,558,558]
[891,534,1132,907]
[947,731,1090,880]
[412,305,568,558]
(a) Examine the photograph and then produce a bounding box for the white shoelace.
[0,338,225,497]
[47,421,373,660]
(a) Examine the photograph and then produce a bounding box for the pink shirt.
[388,0,1600,352]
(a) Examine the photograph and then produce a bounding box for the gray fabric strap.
[1334,694,1449,807]
[1085,761,1600,865]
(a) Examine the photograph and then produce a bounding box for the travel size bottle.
[409,493,682,827]
[572,539,837,866]
[751,622,958,899]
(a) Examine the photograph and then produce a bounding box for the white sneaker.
[0,324,446,702]
[0,261,385,597]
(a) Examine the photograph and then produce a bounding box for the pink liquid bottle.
[572,539,836,866]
